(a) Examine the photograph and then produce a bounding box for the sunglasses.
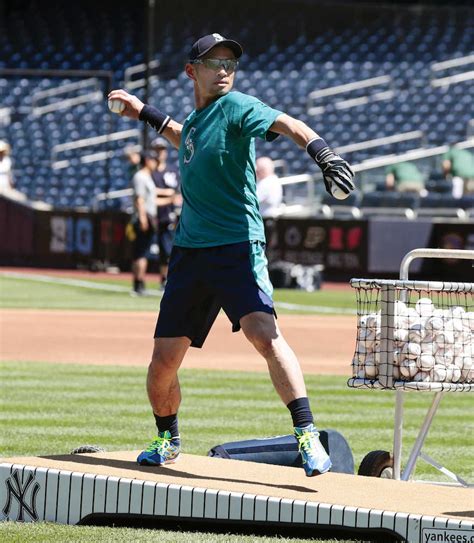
[191,58,239,72]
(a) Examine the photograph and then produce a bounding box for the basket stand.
[392,249,473,486]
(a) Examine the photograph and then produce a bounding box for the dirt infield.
[1,309,355,375]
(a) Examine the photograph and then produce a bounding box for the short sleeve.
[132,172,146,198]
[224,92,283,141]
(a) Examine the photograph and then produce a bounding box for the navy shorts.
[154,241,276,348]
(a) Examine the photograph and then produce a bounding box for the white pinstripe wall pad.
[1,463,473,542]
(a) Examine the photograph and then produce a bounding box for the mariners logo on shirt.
[184,127,196,164]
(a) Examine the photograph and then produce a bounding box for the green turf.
[0,521,366,543]
[0,275,356,313]
[1,362,472,542]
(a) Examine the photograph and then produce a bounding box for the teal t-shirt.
[385,162,424,183]
[175,91,283,248]
[442,148,474,178]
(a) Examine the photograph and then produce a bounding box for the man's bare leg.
[240,311,306,404]
[138,336,191,465]
[146,336,191,415]
[240,311,332,476]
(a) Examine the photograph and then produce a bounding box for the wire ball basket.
[348,279,474,392]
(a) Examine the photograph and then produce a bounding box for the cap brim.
[198,40,243,59]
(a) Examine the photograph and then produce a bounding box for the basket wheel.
[70,445,105,454]
[358,450,393,478]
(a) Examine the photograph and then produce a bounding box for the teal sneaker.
[137,431,181,466]
[294,424,332,476]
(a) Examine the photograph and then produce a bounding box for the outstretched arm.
[107,89,183,150]
[269,113,319,148]
[269,113,355,199]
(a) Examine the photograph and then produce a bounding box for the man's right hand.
[107,89,145,120]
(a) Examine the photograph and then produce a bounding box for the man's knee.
[149,337,190,373]
[241,313,279,358]
[150,352,178,373]
[251,333,277,358]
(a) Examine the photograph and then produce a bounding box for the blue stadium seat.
[2,0,472,207]
[361,191,420,209]
[419,194,474,209]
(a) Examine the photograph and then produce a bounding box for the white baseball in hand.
[331,184,350,200]
[108,99,125,114]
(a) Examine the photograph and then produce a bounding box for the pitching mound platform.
[1,451,472,542]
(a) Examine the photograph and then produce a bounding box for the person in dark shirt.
[150,136,182,288]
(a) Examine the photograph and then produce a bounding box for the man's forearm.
[106,89,183,150]
[139,105,182,149]
[162,119,182,150]
[269,114,319,148]
[269,113,354,200]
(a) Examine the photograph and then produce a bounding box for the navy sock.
[133,279,144,292]
[154,413,179,438]
[287,397,314,428]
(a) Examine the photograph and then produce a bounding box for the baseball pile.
[353,298,474,384]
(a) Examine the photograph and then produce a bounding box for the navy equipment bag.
[208,429,354,474]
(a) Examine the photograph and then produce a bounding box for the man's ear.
[185,63,196,81]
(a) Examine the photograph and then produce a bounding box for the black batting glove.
[307,138,355,197]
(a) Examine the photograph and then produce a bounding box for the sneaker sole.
[305,460,332,477]
[138,454,180,466]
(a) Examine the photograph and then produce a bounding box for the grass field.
[1,272,472,542]
[0,274,356,314]
[1,362,473,542]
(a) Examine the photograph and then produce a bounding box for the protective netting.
[348,279,474,391]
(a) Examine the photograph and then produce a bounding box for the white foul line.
[1,271,161,296]
[1,271,357,314]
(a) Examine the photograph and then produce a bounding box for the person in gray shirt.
[131,152,158,295]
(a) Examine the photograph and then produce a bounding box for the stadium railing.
[51,128,140,169]
[31,78,103,116]
[307,75,392,115]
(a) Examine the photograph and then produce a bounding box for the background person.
[108,32,354,477]
[150,136,182,289]
[130,152,158,295]
[124,144,141,177]
[256,156,283,218]
[0,140,13,193]
[442,146,474,198]
[385,161,426,195]
[0,140,28,202]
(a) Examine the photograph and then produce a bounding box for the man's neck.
[194,87,227,110]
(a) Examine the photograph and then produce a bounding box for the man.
[130,152,158,295]
[256,156,283,218]
[442,146,474,198]
[385,161,425,195]
[0,140,27,202]
[108,33,354,476]
[150,136,181,289]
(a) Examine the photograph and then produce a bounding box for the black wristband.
[306,137,329,159]
[139,105,171,134]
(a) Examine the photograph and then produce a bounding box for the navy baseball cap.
[189,33,243,61]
